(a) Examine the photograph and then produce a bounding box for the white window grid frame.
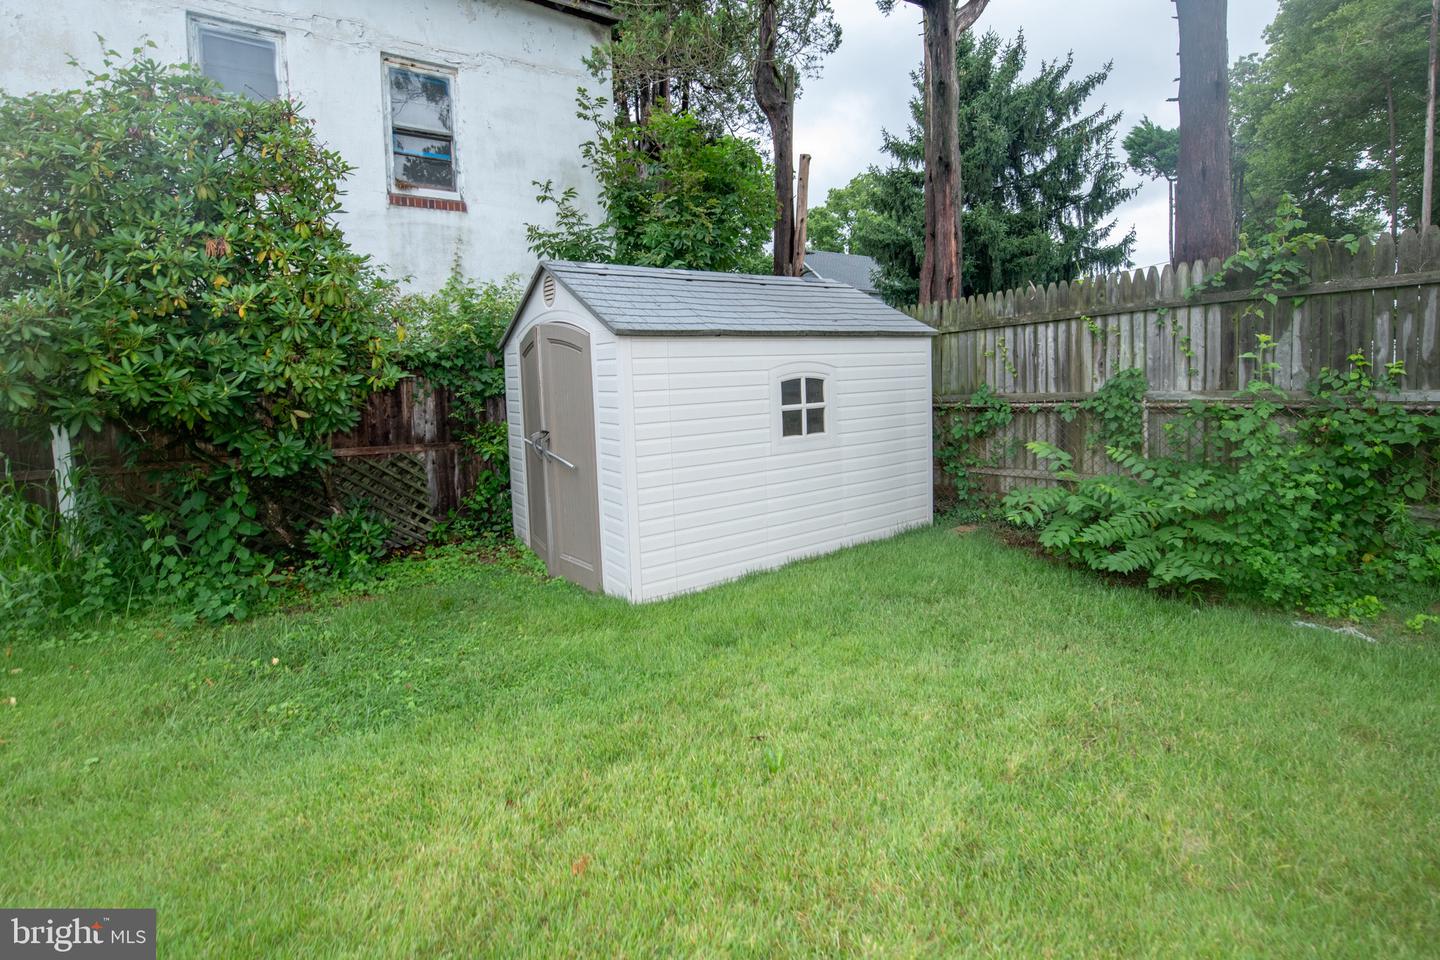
[770,362,838,450]
[186,12,289,102]
[381,54,463,200]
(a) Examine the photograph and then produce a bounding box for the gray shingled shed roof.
[802,251,881,296]
[504,261,934,346]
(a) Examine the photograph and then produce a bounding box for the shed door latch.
[525,429,576,470]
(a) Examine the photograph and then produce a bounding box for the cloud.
[795,0,1278,271]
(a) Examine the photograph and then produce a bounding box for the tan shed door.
[519,322,602,591]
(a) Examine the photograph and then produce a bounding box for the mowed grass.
[2,526,1438,958]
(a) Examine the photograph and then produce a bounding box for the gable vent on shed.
[542,273,557,307]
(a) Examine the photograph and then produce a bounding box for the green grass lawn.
[3,525,1438,958]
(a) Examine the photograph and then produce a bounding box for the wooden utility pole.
[1424,0,1439,231]
[1175,0,1235,263]
[791,153,811,275]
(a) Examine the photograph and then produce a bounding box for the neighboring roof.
[802,250,881,296]
[522,0,617,24]
[504,261,936,346]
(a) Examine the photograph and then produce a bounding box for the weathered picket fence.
[0,377,498,546]
[911,227,1440,501]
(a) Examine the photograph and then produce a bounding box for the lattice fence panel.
[2,377,493,547]
[325,454,437,547]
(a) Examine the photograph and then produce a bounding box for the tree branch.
[956,0,993,33]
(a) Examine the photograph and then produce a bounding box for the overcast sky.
[793,0,1279,268]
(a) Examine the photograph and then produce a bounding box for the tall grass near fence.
[0,470,148,633]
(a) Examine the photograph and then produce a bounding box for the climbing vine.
[1060,368,1148,455]
[1005,339,1440,616]
[1189,195,1359,323]
[936,384,1014,508]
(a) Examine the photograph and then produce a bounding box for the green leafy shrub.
[1190,194,1357,317]
[461,420,513,534]
[304,507,390,582]
[0,50,405,622]
[139,470,273,623]
[395,272,519,534]
[527,95,774,273]
[0,50,401,472]
[1005,345,1440,616]
[523,183,613,263]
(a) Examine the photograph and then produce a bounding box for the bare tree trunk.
[791,153,811,275]
[909,0,989,304]
[1388,78,1400,242]
[1175,0,1235,263]
[1425,0,1438,231]
[918,0,961,302]
[756,0,797,275]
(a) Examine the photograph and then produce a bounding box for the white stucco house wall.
[0,0,613,290]
[502,261,936,603]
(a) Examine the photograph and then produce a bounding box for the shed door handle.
[526,430,576,470]
[543,447,577,470]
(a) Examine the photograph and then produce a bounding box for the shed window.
[386,60,456,192]
[780,376,825,437]
[190,18,283,101]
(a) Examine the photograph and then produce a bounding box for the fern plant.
[1005,343,1440,616]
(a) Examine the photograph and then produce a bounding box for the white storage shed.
[501,261,937,602]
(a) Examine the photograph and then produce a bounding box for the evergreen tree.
[590,0,756,132]
[831,30,1135,303]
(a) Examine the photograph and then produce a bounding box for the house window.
[189,17,283,101]
[780,376,825,437]
[385,60,457,193]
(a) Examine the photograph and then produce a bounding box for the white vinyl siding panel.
[592,335,630,595]
[626,337,932,601]
[505,344,526,540]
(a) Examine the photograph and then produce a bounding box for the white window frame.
[770,363,837,449]
[382,55,462,200]
[187,13,287,101]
